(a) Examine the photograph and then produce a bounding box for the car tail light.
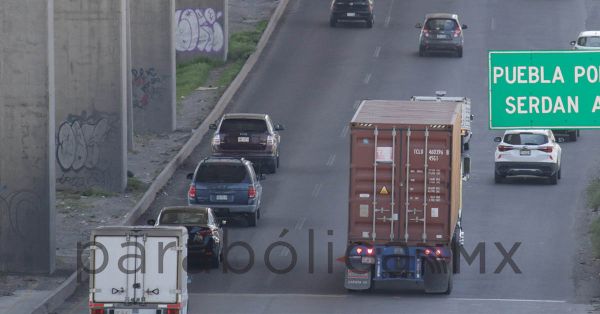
[453,29,461,37]
[248,186,256,199]
[424,248,432,255]
[435,249,442,257]
[168,310,180,314]
[188,185,197,199]
[267,135,274,146]
[423,29,430,37]
[498,145,513,152]
[90,310,104,314]
[537,146,553,153]
[211,135,221,146]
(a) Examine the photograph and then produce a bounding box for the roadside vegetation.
[586,178,600,257]
[176,20,268,101]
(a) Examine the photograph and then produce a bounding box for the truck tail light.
[497,145,513,152]
[453,29,461,37]
[167,303,181,314]
[537,146,553,153]
[248,186,256,199]
[356,247,363,254]
[188,185,197,199]
[424,248,432,255]
[366,248,374,255]
[168,310,180,314]
[435,249,442,257]
[91,310,104,314]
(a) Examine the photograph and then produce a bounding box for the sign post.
[489,50,600,129]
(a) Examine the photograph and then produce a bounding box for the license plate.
[437,34,447,39]
[347,12,356,17]
[361,256,375,264]
[237,137,249,143]
[216,195,228,201]
[520,150,531,156]
[115,310,132,314]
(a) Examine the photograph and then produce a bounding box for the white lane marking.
[326,154,336,167]
[373,46,381,58]
[449,298,567,304]
[292,0,301,12]
[294,217,306,230]
[491,17,495,30]
[385,0,395,28]
[311,183,323,198]
[190,294,567,304]
[340,125,349,138]
[363,73,372,84]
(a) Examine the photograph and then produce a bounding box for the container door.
[92,235,135,303]
[141,236,180,304]
[398,128,452,245]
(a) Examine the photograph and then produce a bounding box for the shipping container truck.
[344,100,470,294]
[89,226,189,314]
[410,91,473,151]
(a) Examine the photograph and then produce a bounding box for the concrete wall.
[55,0,128,192]
[0,0,56,273]
[176,0,228,64]
[130,0,176,134]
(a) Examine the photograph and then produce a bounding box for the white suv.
[494,130,562,184]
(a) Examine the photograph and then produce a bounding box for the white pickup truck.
[411,91,473,151]
[88,226,189,314]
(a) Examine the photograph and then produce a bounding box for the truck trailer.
[344,100,469,294]
[88,226,189,314]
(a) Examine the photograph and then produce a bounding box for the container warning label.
[379,186,389,195]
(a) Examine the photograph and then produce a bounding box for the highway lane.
[59,0,598,313]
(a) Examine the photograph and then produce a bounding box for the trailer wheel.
[444,259,454,295]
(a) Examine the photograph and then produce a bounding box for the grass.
[81,188,115,198]
[176,20,268,100]
[587,178,600,257]
[126,177,147,194]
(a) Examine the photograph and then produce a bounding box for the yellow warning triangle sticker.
[380,186,389,195]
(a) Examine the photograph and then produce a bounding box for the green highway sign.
[489,50,600,129]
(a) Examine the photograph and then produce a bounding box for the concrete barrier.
[32,0,290,312]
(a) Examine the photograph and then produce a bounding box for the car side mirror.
[209,123,218,130]
[462,155,471,181]
[186,173,194,180]
[470,114,474,121]
[274,124,285,131]
[462,24,468,30]
[259,173,267,181]
[570,40,576,46]
[493,136,502,143]
[220,220,227,226]
[415,23,422,29]
[147,219,156,226]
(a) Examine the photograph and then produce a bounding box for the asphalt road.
[59,0,600,313]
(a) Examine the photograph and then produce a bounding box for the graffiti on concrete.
[132,67,162,109]
[56,111,115,172]
[0,189,43,239]
[176,8,224,53]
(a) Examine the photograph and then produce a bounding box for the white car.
[494,129,562,184]
[570,30,600,50]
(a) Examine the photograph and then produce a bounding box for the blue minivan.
[187,157,263,226]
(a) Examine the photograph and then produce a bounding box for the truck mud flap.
[423,258,452,294]
[344,267,372,290]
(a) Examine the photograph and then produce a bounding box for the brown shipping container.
[348,100,462,247]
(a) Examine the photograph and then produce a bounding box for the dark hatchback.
[187,157,263,226]
[416,13,467,57]
[210,113,283,174]
[329,0,374,28]
[149,206,224,268]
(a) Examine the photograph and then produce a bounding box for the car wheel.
[494,172,504,184]
[549,172,558,185]
[247,211,257,227]
[268,159,277,174]
[257,208,261,219]
[330,17,337,27]
[211,254,220,269]
[558,168,562,180]
[577,130,581,137]
[366,16,374,28]
[457,46,463,58]
[463,142,469,151]
[419,46,426,57]
[569,131,577,142]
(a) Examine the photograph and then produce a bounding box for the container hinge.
[142,234,147,243]
[374,208,389,213]
[170,289,182,294]
[408,208,422,215]
[170,246,184,251]
[410,218,425,222]
[376,217,393,222]
[90,288,102,293]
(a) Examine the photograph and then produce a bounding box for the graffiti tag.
[176,8,224,53]
[132,67,162,109]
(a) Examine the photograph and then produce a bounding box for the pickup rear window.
[160,211,208,225]
[504,133,548,145]
[220,119,268,133]
[195,164,249,183]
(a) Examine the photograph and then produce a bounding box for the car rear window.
[160,211,207,225]
[578,36,600,47]
[220,119,268,133]
[425,18,458,31]
[504,133,548,145]
[195,164,249,183]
